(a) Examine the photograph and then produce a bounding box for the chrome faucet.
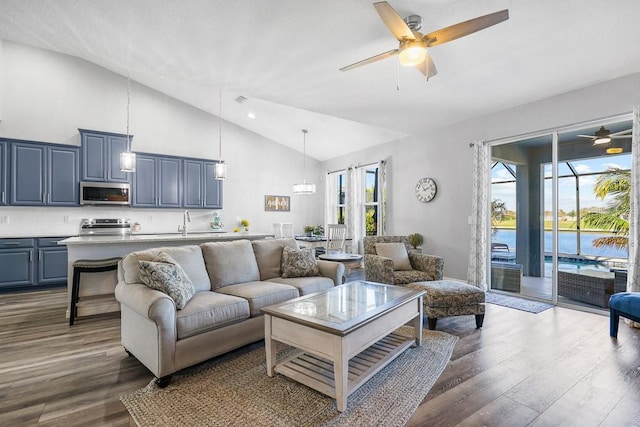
[178,210,191,236]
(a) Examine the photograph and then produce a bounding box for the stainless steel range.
[79,218,132,236]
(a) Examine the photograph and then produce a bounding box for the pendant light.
[120,72,136,172]
[293,129,316,194]
[213,89,227,180]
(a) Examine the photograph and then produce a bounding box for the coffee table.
[261,281,425,412]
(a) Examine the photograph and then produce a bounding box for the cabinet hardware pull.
[1,191,4,203]
[29,251,32,262]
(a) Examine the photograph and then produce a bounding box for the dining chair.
[326,224,347,252]
[281,223,294,238]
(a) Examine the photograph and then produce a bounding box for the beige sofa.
[115,238,344,386]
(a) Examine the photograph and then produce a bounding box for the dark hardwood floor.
[1,275,639,426]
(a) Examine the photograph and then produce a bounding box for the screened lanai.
[489,118,632,309]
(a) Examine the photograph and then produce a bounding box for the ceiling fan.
[340,1,509,78]
[577,126,632,145]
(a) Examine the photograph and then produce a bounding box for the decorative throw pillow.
[138,251,196,309]
[375,242,413,271]
[281,246,320,278]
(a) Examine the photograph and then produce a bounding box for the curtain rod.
[326,159,386,174]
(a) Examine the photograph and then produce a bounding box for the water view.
[492,229,628,259]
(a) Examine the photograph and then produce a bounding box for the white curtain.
[627,106,640,327]
[467,141,489,290]
[348,166,364,254]
[377,160,387,236]
[325,171,339,228]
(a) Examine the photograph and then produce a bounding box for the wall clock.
[415,177,437,203]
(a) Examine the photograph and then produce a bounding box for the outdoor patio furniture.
[491,242,510,252]
[491,262,522,292]
[609,292,640,337]
[558,269,615,308]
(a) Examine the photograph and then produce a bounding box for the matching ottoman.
[407,279,485,330]
[609,292,640,337]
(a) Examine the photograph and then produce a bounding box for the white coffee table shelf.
[262,281,425,412]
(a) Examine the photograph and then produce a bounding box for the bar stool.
[69,257,121,325]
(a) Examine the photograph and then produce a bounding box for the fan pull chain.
[396,59,400,91]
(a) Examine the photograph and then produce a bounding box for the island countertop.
[59,231,273,245]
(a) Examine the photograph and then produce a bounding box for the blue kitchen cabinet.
[0,141,7,205]
[183,159,223,209]
[10,142,79,206]
[133,154,182,208]
[79,129,131,183]
[37,237,69,285]
[0,239,35,289]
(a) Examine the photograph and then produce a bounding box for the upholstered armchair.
[363,236,444,285]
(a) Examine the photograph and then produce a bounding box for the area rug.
[485,292,554,313]
[120,327,457,427]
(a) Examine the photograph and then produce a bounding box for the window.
[364,165,379,236]
[327,171,348,225]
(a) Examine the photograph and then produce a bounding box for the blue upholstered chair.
[609,292,640,337]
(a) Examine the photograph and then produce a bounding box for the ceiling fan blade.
[374,1,416,41]
[577,135,596,139]
[610,129,632,137]
[423,9,509,47]
[340,49,399,71]
[611,135,632,139]
[416,53,438,78]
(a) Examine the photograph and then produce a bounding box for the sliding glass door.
[489,114,632,308]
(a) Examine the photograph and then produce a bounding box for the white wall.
[0,41,325,237]
[322,72,640,280]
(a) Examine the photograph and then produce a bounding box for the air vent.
[235,96,248,104]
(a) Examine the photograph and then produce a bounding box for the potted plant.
[313,224,325,236]
[408,233,425,250]
[303,225,315,237]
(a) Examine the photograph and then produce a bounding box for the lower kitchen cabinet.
[0,237,69,291]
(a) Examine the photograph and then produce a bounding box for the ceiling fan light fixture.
[398,40,426,66]
[593,136,611,145]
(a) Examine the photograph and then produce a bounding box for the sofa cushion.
[281,246,320,278]
[393,270,436,285]
[267,276,334,296]
[215,281,299,317]
[201,240,260,289]
[122,245,211,292]
[252,238,299,280]
[138,252,196,309]
[176,291,250,340]
[375,242,412,271]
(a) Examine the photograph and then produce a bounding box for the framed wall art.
[265,195,290,212]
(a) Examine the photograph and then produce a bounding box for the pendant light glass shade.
[293,129,316,194]
[120,150,136,173]
[120,73,136,172]
[214,161,227,179]
[214,89,227,180]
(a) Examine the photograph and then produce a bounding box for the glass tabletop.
[262,281,423,334]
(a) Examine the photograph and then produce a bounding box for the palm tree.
[582,167,630,251]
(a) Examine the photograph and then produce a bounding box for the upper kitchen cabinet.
[10,142,79,206]
[132,154,182,208]
[79,129,131,183]
[183,159,223,209]
[0,141,6,206]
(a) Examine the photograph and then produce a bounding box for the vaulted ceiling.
[1,0,639,161]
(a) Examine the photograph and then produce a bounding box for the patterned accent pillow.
[281,246,320,278]
[375,242,413,271]
[138,251,196,309]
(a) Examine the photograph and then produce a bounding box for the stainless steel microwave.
[80,181,131,206]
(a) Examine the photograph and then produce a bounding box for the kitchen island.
[59,232,273,320]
